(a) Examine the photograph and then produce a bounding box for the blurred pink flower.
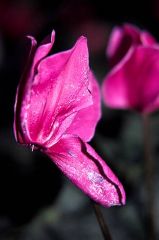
[102,23,159,113]
[107,24,156,67]
[14,31,125,207]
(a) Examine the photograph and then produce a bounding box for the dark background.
[0,0,159,239]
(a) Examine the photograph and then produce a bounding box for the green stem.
[92,201,113,240]
[142,114,156,240]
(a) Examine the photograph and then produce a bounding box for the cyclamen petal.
[103,24,159,113]
[32,30,55,68]
[14,31,55,143]
[45,134,125,207]
[107,23,156,67]
[14,32,92,147]
[14,30,126,207]
[66,71,101,142]
[103,46,159,113]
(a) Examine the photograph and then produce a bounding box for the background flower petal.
[103,46,159,113]
[107,24,156,67]
[107,24,141,67]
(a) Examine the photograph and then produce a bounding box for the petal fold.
[45,135,126,207]
[66,71,101,142]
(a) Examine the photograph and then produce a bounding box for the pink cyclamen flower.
[102,23,159,113]
[14,30,125,207]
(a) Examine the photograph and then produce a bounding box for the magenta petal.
[107,24,141,67]
[107,24,140,57]
[14,36,37,143]
[45,135,126,207]
[32,30,55,68]
[140,31,156,46]
[107,24,156,67]
[16,36,92,147]
[14,31,55,143]
[66,71,101,142]
[103,46,159,113]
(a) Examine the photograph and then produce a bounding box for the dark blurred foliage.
[0,0,159,239]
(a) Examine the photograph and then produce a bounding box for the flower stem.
[142,114,156,240]
[91,201,113,240]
